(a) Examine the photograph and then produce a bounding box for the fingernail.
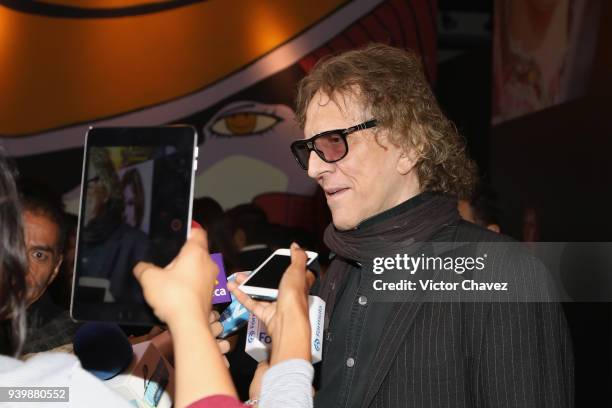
[191,221,203,229]
[291,242,300,249]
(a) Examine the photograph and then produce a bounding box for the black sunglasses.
[290,119,377,170]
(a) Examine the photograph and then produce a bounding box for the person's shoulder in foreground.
[0,352,133,407]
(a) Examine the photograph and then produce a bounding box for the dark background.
[436,1,612,405]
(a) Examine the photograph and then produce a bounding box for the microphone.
[245,295,325,363]
[73,322,133,380]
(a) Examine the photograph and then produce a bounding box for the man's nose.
[307,151,334,179]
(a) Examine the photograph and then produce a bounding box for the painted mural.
[492,0,600,124]
[0,0,437,220]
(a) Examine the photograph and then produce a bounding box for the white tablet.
[71,125,198,325]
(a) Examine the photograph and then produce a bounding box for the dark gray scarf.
[317,193,459,326]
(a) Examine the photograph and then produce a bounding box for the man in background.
[227,204,273,271]
[457,185,501,233]
[19,182,80,354]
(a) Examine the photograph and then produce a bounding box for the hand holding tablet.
[133,227,219,326]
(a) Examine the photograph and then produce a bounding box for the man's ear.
[486,224,501,234]
[50,254,64,284]
[397,147,419,175]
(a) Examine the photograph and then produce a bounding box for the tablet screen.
[71,127,196,325]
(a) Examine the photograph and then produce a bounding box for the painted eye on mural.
[209,112,282,137]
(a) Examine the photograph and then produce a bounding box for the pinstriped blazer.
[317,221,574,408]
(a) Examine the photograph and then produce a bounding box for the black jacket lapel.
[359,295,425,408]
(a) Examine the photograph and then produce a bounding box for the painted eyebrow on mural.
[219,103,257,116]
[0,0,205,19]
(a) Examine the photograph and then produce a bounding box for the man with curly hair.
[77,147,150,305]
[286,44,573,408]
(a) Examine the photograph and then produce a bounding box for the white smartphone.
[238,248,318,300]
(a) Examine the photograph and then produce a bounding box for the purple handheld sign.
[210,253,231,304]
